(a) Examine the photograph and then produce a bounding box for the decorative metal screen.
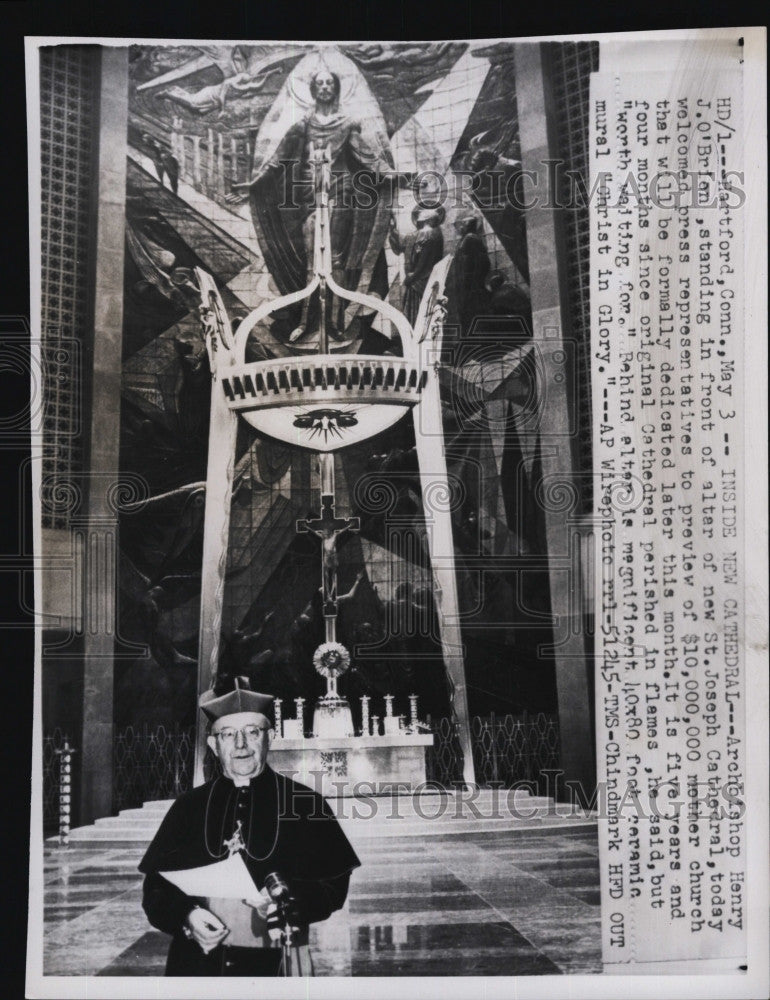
[48,713,561,822]
[545,41,600,513]
[427,713,561,792]
[425,716,467,788]
[113,725,195,811]
[39,46,99,528]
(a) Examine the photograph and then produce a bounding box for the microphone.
[263,871,293,908]
[263,872,298,947]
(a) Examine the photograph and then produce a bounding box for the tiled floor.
[41,825,601,977]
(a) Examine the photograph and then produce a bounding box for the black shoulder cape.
[139,766,360,892]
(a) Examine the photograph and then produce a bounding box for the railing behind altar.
[426,712,562,793]
[112,724,195,813]
[43,713,563,824]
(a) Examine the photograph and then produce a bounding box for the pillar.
[414,349,476,787]
[513,42,595,796]
[193,378,239,785]
[78,47,129,824]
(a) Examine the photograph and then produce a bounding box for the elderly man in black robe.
[138,677,360,976]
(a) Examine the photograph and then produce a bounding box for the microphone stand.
[264,872,307,976]
[279,907,295,976]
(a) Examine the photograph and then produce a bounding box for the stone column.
[78,47,129,825]
[414,340,476,787]
[513,42,595,797]
[193,378,239,785]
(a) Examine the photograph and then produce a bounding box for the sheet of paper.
[159,852,257,900]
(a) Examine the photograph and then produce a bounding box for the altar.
[270,733,435,798]
[267,690,434,796]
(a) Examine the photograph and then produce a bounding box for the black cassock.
[138,766,360,976]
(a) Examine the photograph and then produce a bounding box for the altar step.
[54,790,595,845]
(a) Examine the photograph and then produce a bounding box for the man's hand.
[183,907,229,954]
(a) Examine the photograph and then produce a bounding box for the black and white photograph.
[14,17,768,1000]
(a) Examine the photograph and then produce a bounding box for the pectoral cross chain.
[224,820,246,856]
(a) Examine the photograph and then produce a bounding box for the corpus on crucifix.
[296,454,360,642]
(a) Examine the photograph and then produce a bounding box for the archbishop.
[138,677,360,976]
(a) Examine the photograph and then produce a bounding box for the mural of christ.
[239,55,396,348]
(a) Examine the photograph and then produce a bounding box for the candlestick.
[384,694,394,717]
[274,698,283,739]
[371,715,380,737]
[409,693,419,730]
[295,697,305,736]
[55,737,76,848]
[360,696,370,737]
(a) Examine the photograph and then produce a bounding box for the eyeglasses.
[213,725,271,744]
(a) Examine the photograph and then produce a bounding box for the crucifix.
[296,453,359,643]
